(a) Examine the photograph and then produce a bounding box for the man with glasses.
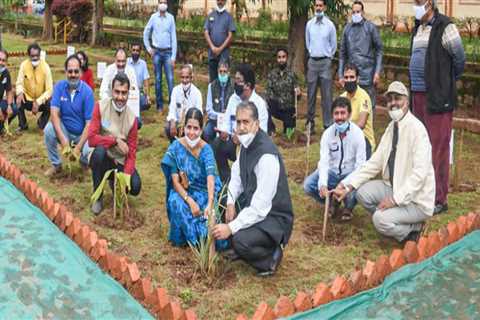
[0,50,18,135]
[143,0,177,112]
[16,43,53,131]
[43,55,94,177]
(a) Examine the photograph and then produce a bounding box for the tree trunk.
[288,12,308,76]
[91,0,104,46]
[91,0,97,45]
[167,0,179,19]
[42,0,54,40]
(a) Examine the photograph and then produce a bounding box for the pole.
[322,192,330,241]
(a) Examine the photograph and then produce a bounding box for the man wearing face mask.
[0,50,18,135]
[43,55,94,177]
[16,43,53,131]
[340,64,375,159]
[338,1,383,109]
[100,48,140,121]
[266,48,301,139]
[305,0,337,133]
[165,64,203,142]
[333,82,434,243]
[143,0,177,112]
[409,0,465,215]
[203,0,236,82]
[88,73,141,215]
[204,60,234,143]
[212,101,294,277]
[303,97,366,222]
[127,42,151,113]
[212,63,269,182]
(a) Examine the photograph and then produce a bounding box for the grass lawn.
[1,34,480,319]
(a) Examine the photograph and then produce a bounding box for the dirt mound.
[94,208,144,231]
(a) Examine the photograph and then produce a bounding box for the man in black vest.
[212,101,294,277]
[409,0,465,215]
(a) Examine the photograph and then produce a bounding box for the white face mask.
[31,60,40,67]
[185,135,201,148]
[158,3,168,12]
[182,83,191,91]
[352,13,363,23]
[237,133,255,148]
[413,3,427,20]
[216,5,226,12]
[388,108,405,122]
[112,100,126,113]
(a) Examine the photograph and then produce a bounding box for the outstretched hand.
[212,224,232,240]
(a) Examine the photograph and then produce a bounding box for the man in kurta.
[212,101,294,277]
[88,73,141,215]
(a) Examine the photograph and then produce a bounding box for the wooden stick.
[322,192,330,242]
[305,122,311,179]
[113,169,117,220]
[453,129,464,191]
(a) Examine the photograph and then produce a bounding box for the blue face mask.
[335,121,349,133]
[218,74,228,85]
[315,11,324,18]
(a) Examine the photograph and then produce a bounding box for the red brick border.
[1,152,480,320]
[0,153,196,320]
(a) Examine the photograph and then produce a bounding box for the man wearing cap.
[333,81,434,243]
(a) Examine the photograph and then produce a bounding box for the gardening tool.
[305,121,311,179]
[322,191,331,242]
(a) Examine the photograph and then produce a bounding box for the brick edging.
[236,213,480,319]
[8,48,68,57]
[0,153,198,320]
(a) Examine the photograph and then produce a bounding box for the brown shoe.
[339,208,353,222]
[44,165,62,177]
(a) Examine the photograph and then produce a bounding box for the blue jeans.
[203,119,217,143]
[0,100,18,127]
[303,169,357,209]
[139,92,149,112]
[44,121,91,167]
[152,50,174,110]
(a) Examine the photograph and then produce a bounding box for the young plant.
[90,169,130,220]
[61,143,79,177]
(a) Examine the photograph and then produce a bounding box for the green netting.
[0,177,153,320]
[287,230,480,320]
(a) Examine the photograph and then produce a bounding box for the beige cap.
[386,81,409,97]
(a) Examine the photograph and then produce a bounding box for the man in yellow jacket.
[16,43,53,131]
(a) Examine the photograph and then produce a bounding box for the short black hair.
[236,63,255,90]
[130,42,142,50]
[76,51,89,69]
[185,107,204,129]
[64,55,81,70]
[27,43,41,56]
[315,0,326,5]
[276,47,288,56]
[331,97,352,114]
[236,101,259,121]
[352,0,364,11]
[112,72,130,90]
[218,58,230,70]
[344,63,359,77]
[0,49,8,59]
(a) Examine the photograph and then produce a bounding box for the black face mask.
[344,81,357,93]
[131,54,140,62]
[234,83,244,97]
[278,63,287,70]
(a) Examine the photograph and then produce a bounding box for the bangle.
[183,194,188,201]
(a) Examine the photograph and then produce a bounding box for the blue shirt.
[127,57,150,92]
[203,9,236,60]
[305,16,337,58]
[51,80,94,136]
[143,12,177,60]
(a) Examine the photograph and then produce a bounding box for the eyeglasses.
[67,69,80,74]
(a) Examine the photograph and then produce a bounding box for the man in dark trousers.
[212,101,294,277]
[409,0,465,214]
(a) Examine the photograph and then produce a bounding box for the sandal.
[340,208,353,222]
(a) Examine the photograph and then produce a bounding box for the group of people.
[0,0,465,276]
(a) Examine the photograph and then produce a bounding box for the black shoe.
[402,230,421,244]
[223,248,240,261]
[305,120,316,135]
[16,126,28,133]
[433,203,448,215]
[257,245,283,277]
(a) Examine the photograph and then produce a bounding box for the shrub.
[256,8,272,29]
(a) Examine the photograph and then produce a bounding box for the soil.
[273,131,318,149]
[138,137,154,149]
[287,164,308,184]
[141,116,157,125]
[94,207,145,231]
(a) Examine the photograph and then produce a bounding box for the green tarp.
[287,230,480,320]
[0,176,153,319]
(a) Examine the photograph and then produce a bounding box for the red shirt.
[87,102,138,175]
[81,68,95,91]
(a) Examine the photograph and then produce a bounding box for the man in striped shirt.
[409,0,465,215]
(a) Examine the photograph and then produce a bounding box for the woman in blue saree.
[161,108,227,248]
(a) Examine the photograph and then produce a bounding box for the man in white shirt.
[165,64,203,142]
[333,81,434,242]
[212,63,269,182]
[99,48,140,118]
[304,97,366,221]
[212,101,294,277]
